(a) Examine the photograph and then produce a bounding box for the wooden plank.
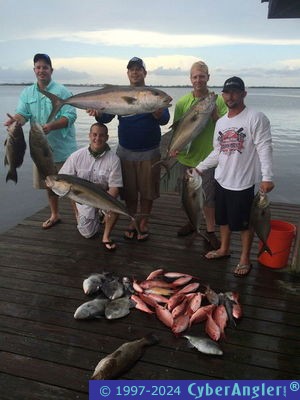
[0,194,299,397]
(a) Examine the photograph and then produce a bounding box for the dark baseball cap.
[127,57,146,70]
[33,53,52,68]
[222,76,245,92]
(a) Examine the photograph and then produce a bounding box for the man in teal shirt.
[174,61,227,249]
[5,53,77,229]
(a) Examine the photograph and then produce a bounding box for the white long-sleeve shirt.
[196,107,273,191]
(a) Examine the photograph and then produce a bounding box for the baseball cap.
[222,76,245,92]
[33,53,52,68]
[127,57,146,70]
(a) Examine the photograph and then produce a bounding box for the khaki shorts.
[33,162,64,191]
[120,157,161,202]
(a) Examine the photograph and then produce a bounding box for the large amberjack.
[249,191,272,257]
[181,168,204,234]
[39,85,172,122]
[168,91,217,155]
[45,174,137,223]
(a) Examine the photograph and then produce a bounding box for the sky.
[1,0,300,87]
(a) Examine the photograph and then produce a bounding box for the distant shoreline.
[1,83,300,89]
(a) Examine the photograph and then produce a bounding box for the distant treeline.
[0,83,299,89]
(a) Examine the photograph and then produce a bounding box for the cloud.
[3,29,300,49]
[0,66,90,84]
[150,67,187,76]
[59,30,300,48]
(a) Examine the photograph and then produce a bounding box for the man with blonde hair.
[173,60,227,250]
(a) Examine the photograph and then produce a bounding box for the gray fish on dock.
[181,168,204,233]
[91,333,159,380]
[184,334,223,355]
[104,297,136,320]
[83,272,112,295]
[168,92,217,155]
[74,298,109,319]
[249,191,272,257]
[101,276,125,300]
[4,115,26,183]
[29,122,56,179]
[38,85,172,122]
[45,174,137,224]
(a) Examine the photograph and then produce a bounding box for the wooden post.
[290,219,300,273]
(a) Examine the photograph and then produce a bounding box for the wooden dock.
[0,194,299,399]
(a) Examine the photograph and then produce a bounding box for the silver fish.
[249,191,272,257]
[29,122,56,179]
[122,276,135,296]
[83,272,112,295]
[184,334,223,355]
[74,298,109,319]
[104,297,135,320]
[91,333,159,379]
[101,277,124,300]
[4,116,26,183]
[168,92,217,155]
[39,85,172,122]
[45,174,137,224]
[181,168,204,233]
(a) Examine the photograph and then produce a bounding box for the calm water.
[0,85,299,233]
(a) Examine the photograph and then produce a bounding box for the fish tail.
[153,159,170,180]
[6,169,17,183]
[258,244,272,257]
[38,88,64,122]
[143,332,160,346]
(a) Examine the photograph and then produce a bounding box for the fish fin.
[72,188,85,196]
[258,244,272,258]
[153,159,170,179]
[143,332,160,346]
[4,154,8,165]
[184,339,195,349]
[6,170,18,183]
[122,96,137,105]
[169,120,180,131]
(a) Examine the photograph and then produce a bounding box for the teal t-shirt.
[174,92,227,167]
[16,80,77,162]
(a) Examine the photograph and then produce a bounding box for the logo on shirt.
[217,127,246,155]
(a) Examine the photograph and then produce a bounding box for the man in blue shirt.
[5,53,77,229]
[89,57,170,241]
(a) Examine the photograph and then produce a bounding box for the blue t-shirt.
[98,109,170,151]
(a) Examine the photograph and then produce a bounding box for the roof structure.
[261,0,300,18]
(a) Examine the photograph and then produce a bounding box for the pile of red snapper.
[131,268,242,341]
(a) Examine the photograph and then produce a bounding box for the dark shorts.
[215,181,255,231]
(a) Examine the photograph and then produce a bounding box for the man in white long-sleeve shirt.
[195,77,274,276]
[59,123,123,251]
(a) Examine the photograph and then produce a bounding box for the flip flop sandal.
[42,218,61,229]
[102,240,117,251]
[233,263,252,277]
[124,229,137,240]
[204,250,231,260]
[137,231,149,242]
